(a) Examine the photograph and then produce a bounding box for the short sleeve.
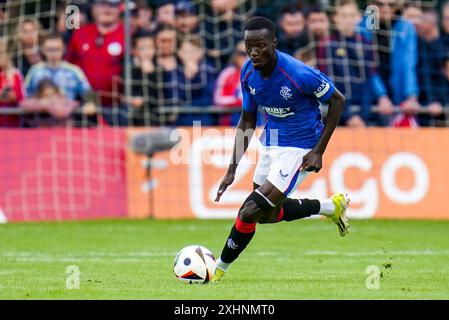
[298,65,335,103]
[240,67,257,112]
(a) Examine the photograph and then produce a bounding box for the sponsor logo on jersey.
[261,106,295,118]
[314,82,330,98]
[280,86,292,100]
[249,86,256,95]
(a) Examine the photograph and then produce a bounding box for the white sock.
[319,199,335,216]
[216,258,230,272]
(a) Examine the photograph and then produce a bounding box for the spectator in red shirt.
[0,39,25,127]
[65,0,126,126]
[213,41,247,126]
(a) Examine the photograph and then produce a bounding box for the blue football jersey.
[241,50,336,149]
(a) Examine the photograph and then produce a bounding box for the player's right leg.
[263,193,351,237]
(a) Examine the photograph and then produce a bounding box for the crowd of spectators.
[0,0,449,127]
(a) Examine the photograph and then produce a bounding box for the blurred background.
[0,0,448,222]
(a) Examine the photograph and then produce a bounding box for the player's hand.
[300,150,323,173]
[215,170,235,202]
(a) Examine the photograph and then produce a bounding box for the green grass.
[1,219,449,299]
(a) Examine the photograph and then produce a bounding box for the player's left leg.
[213,180,285,282]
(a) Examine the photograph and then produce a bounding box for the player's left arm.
[301,89,345,173]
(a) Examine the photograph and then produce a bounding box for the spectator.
[330,0,393,127]
[20,78,79,126]
[25,34,94,104]
[404,5,445,126]
[441,1,449,52]
[156,1,175,27]
[175,0,200,38]
[0,38,25,127]
[176,36,216,126]
[153,23,182,125]
[132,1,156,34]
[296,6,331,73]
[204,0,245,73]
[129,31,160,126]
[11,18,43,77]
[214,40,247,126]
[359,0,420,127]
[277,4,306,56]
[65,0,126,126]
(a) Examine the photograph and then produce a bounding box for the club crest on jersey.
[280,86,292,100]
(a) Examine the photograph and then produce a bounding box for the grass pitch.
[1,218,449,299]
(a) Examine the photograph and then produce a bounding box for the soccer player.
[212,17,350,282]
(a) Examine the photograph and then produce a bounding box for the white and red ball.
[173,245,216,284]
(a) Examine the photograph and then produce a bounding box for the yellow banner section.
[125,128,449,220]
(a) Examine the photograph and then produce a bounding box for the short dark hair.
[36,78,60,97]
[244,16,276,38]
[154,23,176,36]
[132,30,154,48]
[40,33,64,46]
[280,2,304,16]
[304,5,326,19]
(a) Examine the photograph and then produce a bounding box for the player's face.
[244,29,276,70]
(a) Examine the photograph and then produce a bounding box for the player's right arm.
[215,110,257,202]
[215,65,258,202]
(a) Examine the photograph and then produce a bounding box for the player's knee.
[237,190,275,223]
[238,200,259,222]
[258,206,280,224]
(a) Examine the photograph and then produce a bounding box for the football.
[173,245,217,284]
